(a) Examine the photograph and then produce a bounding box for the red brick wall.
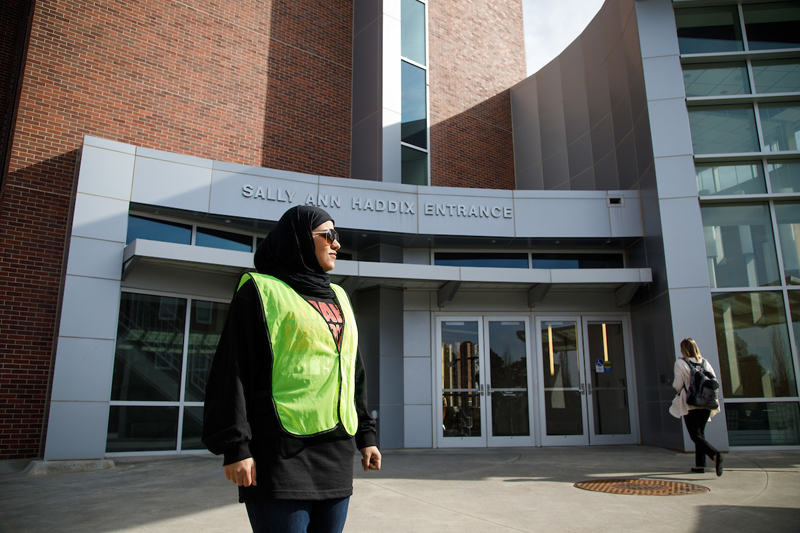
[0,0,32,182]
[0,0,353,459]
[428,0,526,189]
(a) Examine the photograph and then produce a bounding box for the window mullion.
[753,101,766,151]
[770,199,788,286]
[176,298,193,452]
[737,3,749,52]
[746,57,757,95]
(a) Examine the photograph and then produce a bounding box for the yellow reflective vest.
[238,273,358,437]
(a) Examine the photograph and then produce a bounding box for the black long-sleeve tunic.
[202,278,376,502]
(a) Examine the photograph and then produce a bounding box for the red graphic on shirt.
[307,299,343,351]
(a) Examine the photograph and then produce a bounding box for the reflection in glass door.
[538,319,588,445]
[536,316,637,446]
[437,317,533,447]
[440,318,485,446]
[583,319,635,445]
[485,319,532,446]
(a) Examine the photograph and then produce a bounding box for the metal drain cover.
[574,479,710,496]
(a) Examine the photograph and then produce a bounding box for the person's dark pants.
[684,409,719,467]
[245,497,350,533]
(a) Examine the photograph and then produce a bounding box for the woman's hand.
[359,446,381,471]
[224,457,257,486]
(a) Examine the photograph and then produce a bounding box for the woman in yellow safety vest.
[203,205,381,533]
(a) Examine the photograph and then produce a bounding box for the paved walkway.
[1,446,798,532]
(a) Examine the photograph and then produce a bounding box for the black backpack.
[684,359,720,410]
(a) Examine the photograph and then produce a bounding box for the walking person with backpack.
[669,338,723,476]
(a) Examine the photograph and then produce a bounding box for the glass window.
[789,286,800,330]
[683,63,750,97]
[701,204,780,288]
[674,6,744,54]
[195,227,253,252]
[435,252,529,268]
[530,253,625,269]
[126,215,192,245]
[401,145,427,185]
[688,105,760,155]
[111,293,187,401]
[759,103,800,152]
[768,161,800,194]
[696,162,766,196]
[774,203,800,284]
[181,406,205,451]
[401,0,426,66]
[185,300,229,402]
[712,291,797,398]
[725,402,800,446]
[402,61,427,149]
[752,59,800,94]
[106,406,179,452]
[742,2,800,51]
[788,291,800,369]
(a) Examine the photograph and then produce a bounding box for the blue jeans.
[245,497,350,533]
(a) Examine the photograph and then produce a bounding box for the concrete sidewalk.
[1,446,798,532]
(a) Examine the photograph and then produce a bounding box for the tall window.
[108,293,229,453]
[681,2,800,446]
[401,0,428,185]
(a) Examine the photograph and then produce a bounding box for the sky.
[522,0,606,76]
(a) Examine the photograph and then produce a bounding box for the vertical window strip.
[400,0,429,185]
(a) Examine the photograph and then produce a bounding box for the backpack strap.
[682,358,695,392]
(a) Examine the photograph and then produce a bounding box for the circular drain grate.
[574,479,710,496]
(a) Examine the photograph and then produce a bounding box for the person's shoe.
[715,453,723,477]
[690,467,705,473]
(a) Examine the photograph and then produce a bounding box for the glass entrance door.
[582,317,636,445]
[537,318,589,445]
[536,316,637,446]
[437,316,533,447]
[439,317,485,447]
[484,318,533,446]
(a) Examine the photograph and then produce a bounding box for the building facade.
[0,0,798,461]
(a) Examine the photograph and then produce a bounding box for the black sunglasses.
[312,228,339,244]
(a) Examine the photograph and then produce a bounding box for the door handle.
[587,383,593,395]
[579,383,585,395]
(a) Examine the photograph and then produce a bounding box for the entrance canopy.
[122,238,652,307]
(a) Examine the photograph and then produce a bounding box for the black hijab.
[254,205,336,299]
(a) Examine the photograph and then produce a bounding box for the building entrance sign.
[238,181,514,219]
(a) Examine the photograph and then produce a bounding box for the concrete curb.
[0,459,32,474]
